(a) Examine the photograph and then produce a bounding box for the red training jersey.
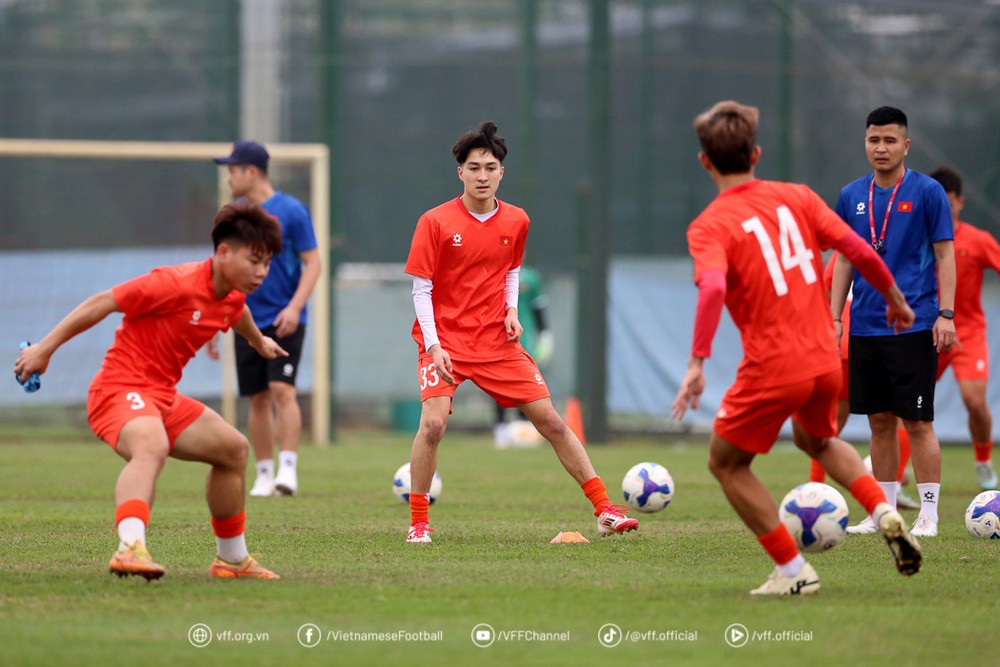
[950,221,1000,339]
[95,259,245,392]
[405,196,528,361]
[687,180,849,387]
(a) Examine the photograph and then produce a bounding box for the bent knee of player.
[532,410,567,442]
[419,414,447,444]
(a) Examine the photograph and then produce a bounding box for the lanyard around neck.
[868,168,906,255]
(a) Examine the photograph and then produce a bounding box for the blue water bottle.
[16,341,41,393]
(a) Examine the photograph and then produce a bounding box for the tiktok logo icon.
[598,623,622,648]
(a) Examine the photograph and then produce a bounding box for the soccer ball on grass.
[779,482,849,553]
[965,490,1000,539]
[392,462,442,504]
[622,462,674,513]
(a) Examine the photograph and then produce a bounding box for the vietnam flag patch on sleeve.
[897,201,913,212]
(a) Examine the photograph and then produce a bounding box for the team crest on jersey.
[500,235,513,247]
[190,310,202,325]
[855,202,866,215]
[452,233,463,247]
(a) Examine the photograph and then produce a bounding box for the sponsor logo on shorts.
[283,363,294,377]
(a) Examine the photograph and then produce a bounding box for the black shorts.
[848,330,937,421]
[235,324,306,396]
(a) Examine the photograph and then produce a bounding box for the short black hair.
[866,106,908,129]
[452,121,508,164]
[211,202,282,256]
[929,166,962,196]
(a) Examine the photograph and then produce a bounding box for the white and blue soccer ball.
[392,462,442,505]
[779,482,849,553]
[965,490,1000,539]
[622,462,674,513]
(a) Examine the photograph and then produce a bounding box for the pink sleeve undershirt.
[690,269,726,358]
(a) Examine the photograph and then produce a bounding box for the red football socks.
[758,524,799,566]
[410,493,430,525]
[581,476,613,516]
[849,475,887,516]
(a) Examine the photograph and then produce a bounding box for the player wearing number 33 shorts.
[401,121,639,544]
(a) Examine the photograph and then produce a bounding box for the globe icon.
[188,624,212,647]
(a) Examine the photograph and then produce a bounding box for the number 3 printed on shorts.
[125,391,146,410]
[741,205,817,297]
[419,363,440,390]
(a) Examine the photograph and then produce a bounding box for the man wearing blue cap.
[214,140,321,497]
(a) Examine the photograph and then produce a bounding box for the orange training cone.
[549,531,590,543]
[565,396,586,445]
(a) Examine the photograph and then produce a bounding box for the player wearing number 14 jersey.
[671,101,922,595]
[402,121,638,543]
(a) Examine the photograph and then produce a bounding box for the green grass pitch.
[0,425,995,667]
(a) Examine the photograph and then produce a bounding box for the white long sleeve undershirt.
[411,266,521,352]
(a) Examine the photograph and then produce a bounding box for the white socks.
[916,483,940,523]
[878,481,897,511]
[216,534,249,564]
[279,450,298,472]
[777,554,805,578]
[256,459,275,479]
[118,517,146,551]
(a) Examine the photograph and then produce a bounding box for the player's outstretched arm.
[15,290,119,381]
[233,306,288,360]
[673,268,724,421]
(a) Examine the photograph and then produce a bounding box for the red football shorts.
[714,368,841,454]
[937,332,989,382]
[416,350,550,408]
[87,384,206,451]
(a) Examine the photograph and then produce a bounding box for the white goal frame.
[0,138,330,444]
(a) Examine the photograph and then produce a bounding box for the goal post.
[0,138,331,445]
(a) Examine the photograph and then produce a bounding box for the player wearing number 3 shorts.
[671,101,921,595]
[14,203,285,580]
[402,121,639,543]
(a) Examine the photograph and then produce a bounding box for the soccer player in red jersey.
[403,121,638,543]
[929,166,1000,490]
[14,203,285,580]
[671,101,922,595]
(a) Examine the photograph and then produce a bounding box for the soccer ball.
[392,462,442,505]
[965,490,1000,539]
[779,482,849,553]
[622,462,674,513]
